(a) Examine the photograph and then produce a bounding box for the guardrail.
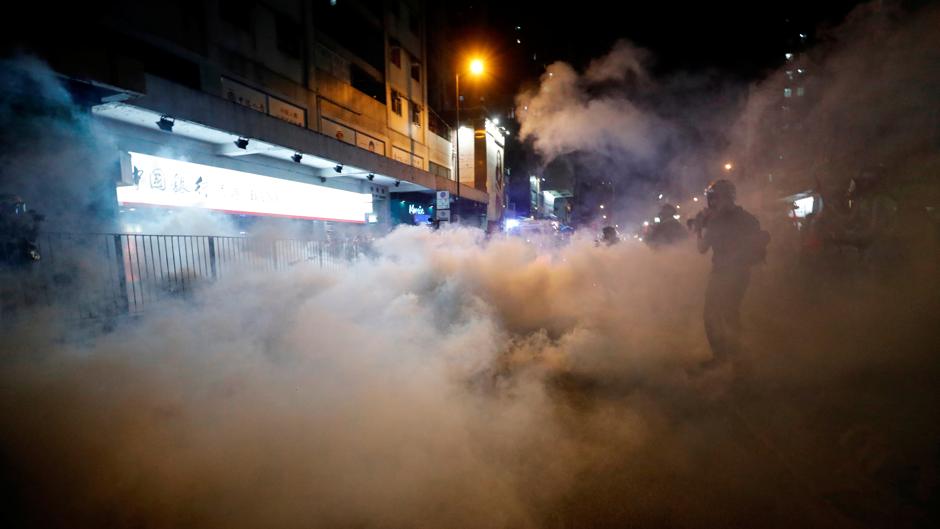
[5,233,362,319]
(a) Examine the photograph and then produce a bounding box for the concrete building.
[4,0,492,234]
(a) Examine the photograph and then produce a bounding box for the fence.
[8,233,361,319]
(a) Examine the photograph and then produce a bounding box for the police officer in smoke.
[688,180,769,374]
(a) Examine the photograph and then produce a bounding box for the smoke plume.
[2,3,940,528]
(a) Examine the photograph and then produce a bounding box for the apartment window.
[783,87,792,98]
[796,86,805,97]
[390,90,402,115]
[351,64,384,100]
[429,161,451,179]
[391,46,401,68]
[412,103,421,126]
[314,0,384,71]
[220,0,253,31]
[411,61,421,82]
[276,14,301,59]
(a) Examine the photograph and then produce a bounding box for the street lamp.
[455,57,484,223]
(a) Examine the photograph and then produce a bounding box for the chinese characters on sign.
[118,152,373,223]
[221,77,307,127]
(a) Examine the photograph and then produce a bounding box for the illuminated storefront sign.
[117,152,373,223]
[391,198,433,225]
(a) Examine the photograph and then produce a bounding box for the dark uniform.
[694,180,769,370]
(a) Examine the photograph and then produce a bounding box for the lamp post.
[454,58,484,224]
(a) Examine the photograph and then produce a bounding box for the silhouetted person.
[843,165,900,272]
[0,194,41,268]
[646,204,688,249]
[599,226,620,246]
[690,180,769,373]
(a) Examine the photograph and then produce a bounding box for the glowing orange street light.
[724,162,734,171]
[454,57,486,222]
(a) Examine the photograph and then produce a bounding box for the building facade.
[4,0,494,234]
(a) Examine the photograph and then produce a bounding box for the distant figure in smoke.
[599,226,620,246]
[0,194,42,268]
[645,204,688,249]
[689,180,769,373]
[841,165,900,272]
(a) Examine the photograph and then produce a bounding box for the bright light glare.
[658,193,663,200]
[505,218,521,230]
[469,59,484,75]
[673,214,681,220]
[724,162,733,171]
[118,152,372,223]
[693,197,699,202]
[654,217,661,223]
[643,221,650,227]
[599,204,605,209]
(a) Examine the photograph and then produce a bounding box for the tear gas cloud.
[516,39,744,218]
[2,2,940,528]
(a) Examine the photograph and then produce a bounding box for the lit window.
[412,103,421,126]
[784,87,792,98]
[390,90,402,115]
[796,87,805,97]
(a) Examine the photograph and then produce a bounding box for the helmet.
[658,204,677,218]
[705,179,736,205]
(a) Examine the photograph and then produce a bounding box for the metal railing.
[7,233,361,319]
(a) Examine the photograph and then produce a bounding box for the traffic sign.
[436,190,450,210]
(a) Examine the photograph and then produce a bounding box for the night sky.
[443,0,871,112]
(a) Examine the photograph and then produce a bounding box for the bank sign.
[117,152,373,223]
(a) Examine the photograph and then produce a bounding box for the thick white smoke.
[1,229,715,528]
[2,3,940,527]
[516,40,668,166]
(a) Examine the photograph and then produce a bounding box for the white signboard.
[117,152,373,223]
[221,77,267,113]
[436,191,450,210]
[356,133,386,155]
[268,97,306,127]
[321,118,356,145]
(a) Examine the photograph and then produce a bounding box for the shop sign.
[221,77,267,113]
[117,152,373,223]
[268,97,306,127]
[321,118,356,145]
